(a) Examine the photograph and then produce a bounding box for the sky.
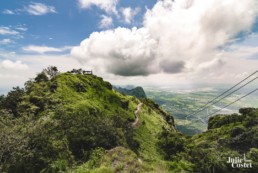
[1,0,258,93]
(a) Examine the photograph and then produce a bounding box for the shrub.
[75,83,87,92]
[41,159,69,173]
[50,82,58,93]
[158,129,187,160]
[35,72,49,83]
[121,99,129,110]
[87,148,105,169]
[230,127,245,137]
[239,107,256,115]
[43,66,59,79]
[1,87,25,117]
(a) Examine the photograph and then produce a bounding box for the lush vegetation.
[146,88,258,135]
[0,67,175,172]
[0,67,257,173]
[157,107,258,173]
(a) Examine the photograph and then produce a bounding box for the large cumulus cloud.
[71,0,258,76]
[71,27,159,76]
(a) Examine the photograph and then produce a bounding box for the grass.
[3,71,258,173]
[49,73,175,172]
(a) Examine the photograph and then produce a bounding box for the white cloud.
[2,3,56,16]
[71,27,158,76]
[1,0,258,90]
[15,26,28,31]
[0,74,20,79]
[144,0,258,65]
[196,58,225,73]
[0,53,82,93]
[0,27,19,35]
[0,51,16,58]
[99,15,113,28]
[121,7,140,23]
[0,60,28,70]
[25,2,57,15]
[23,45,72,54]
[2,9,15,15]
[72,0,258,80]
[0,39,13,45]
[78,0,118,14]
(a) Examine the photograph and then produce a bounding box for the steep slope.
[158,108,258,173]
[188,108,258,172]
[2,70,257,173]
[0,72,176,173]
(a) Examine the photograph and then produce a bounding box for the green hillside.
[0,68,257,173]
[0,69,176,173]
[162,108,258,173]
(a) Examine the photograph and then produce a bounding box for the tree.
[239,107,256,115]
[0,111,32,172]
[35,72,49,83]
[44,66,59,79]
[0,95,5,109]
[2,87,25,117]
[158,129,187,160]
[24,79,34,92]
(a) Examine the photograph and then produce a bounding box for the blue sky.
[0,0,156,53]
[1,0,258,93]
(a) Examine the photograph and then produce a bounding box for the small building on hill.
[68,69,93,75]
[83,70,93,75]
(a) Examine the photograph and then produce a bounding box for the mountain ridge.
[0,68,257,173]
[114,86,147,99]
[0,70,176,173]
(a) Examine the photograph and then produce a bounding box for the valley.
[145,87,258,135]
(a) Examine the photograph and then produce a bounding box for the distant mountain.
[114,86,147,99]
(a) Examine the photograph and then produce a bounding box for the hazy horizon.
[1,0,258,92]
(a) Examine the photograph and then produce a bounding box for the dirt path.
[132,103,143,127]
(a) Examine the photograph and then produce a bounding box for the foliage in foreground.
[0,67,258,173]
[0,67,174,172]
